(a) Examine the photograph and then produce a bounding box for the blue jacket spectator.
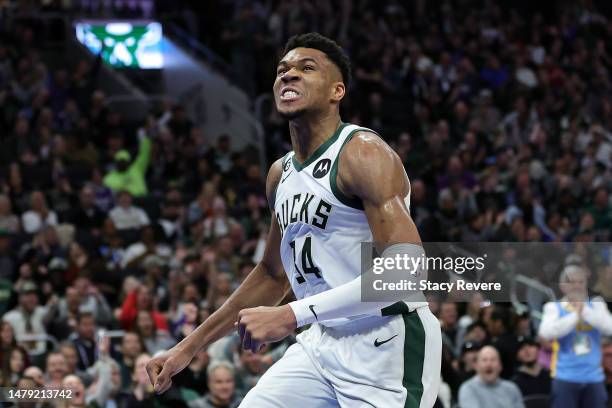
[539,265,612,408]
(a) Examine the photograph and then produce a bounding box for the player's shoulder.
[338,127,408,202]
[342,128,401,168]
[340,128,404,183]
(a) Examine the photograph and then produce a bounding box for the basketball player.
[147,33,442,407]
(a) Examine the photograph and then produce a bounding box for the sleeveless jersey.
[273,123,422,327]
[551,300,603,383]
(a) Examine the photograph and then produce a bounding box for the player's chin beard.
[279,107,307,120]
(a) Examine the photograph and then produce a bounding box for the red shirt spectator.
[120,286,168,331]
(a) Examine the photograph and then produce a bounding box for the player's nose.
[280,69,300,83]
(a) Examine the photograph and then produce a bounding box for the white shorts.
[240,305,442,408]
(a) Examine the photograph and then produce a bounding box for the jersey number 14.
[289,236,321,283]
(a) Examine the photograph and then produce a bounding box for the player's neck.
[289,112,342,163]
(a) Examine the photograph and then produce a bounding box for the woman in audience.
[1,346,28,387]
[124,353,156,408]
[134,310,175,355]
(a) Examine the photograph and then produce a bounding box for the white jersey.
[273,123,419,327]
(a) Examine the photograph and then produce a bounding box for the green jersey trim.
[402,311,426,408]
[271,152,291,210]
[292,122,348,172]
[329,127,369,210]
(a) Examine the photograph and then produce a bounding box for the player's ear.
[331,82,345,103]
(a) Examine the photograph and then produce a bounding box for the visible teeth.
[284,90,298,97]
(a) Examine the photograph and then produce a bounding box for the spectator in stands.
[21,190,58,234]
[59,342,80,377]
[585,187,612,233]
[125,353,156,407]
[90,357,125,408]
[70,184,106,238]
[487,305,520,379]
[0,321,17,361]
[65,243,92,283]
[511,336,551,397]
[455,293,485,353]
[43,285,81,340]
[31,225,66,266]
[0,194,20,233]
[190,361,242,408]
[1,346,27,387]
[109,190,151,231]
[44,351,68,389]
[456,341,481,388]
[98,218,125,271]
[103,130,152,197]
[118,331,146,390]
[119,285,168,331]
[83,335,123,408]
[157,188,185,243]
[505,188,553,239]
[593,265,612,304]
[458,345,524,408]
[207,135,233,173]
[72,275,113,327]
[234,345,273,396]
[539,264,612,408]
[90,168,114,212]
[173,346,210,395]
[70,311,98,371]
[440,302,459,353]
[213,236,241,276]
[23,365,44,387]
[59,374,88,408]
[172,302,200,342]
[121,225,172,270]
[3,281,47,355]
[134,310,175,355]
[203,197,239,242]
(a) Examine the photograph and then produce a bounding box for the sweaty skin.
[146,46,421,394]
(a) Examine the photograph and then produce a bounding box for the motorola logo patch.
[283,159,291,171]
[313,159,331,178]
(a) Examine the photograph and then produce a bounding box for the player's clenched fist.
[146,346,193,394]
[237,305,297,352]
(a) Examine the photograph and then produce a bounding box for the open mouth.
[280,88,301,101]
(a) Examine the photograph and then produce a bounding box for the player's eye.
[277,67,288,75]
[304,65,315,71]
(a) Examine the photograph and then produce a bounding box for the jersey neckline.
[291,122,349,172]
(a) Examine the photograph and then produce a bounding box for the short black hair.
[77,311,95,323]
[282,32,351,87]
[490,305,514,331]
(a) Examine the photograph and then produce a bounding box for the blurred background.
[0,0,611,407]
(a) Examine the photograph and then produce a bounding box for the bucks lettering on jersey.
[274,123,414,327]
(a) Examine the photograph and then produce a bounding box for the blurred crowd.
[0,0,611,407]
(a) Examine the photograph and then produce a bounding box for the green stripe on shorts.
[402,312,425,408]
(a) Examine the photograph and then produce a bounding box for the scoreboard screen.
[75,21,163,69]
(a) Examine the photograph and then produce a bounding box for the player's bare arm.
[146,158,292,393]
[337,130,421,244]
